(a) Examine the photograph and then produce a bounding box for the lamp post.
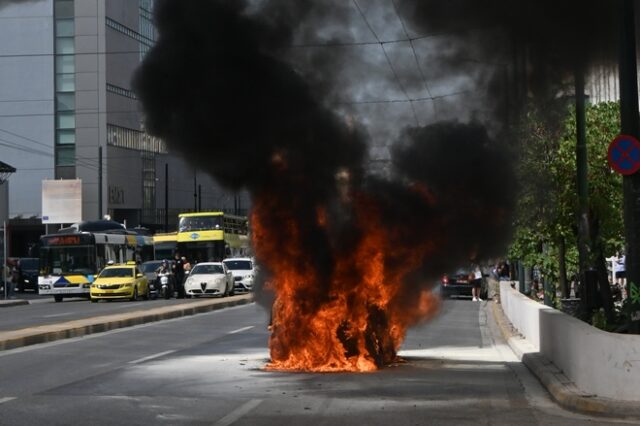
[0,160,16,300]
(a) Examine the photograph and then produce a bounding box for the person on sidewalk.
[471,264,483,302]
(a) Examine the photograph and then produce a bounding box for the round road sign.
[608,134,640,175]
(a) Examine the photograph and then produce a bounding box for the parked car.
[439,267,488,299]
[17,257,39,293]
[90,263,149,302]
[184,262,234,297]
[222,257,255,293]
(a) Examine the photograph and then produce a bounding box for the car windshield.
[191,264,224,275]
[223,260,252,270]
[141,261,162,273]
[99,267,134,278]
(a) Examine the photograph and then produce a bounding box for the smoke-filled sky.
[133,0,619,275]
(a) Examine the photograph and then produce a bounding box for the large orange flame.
[252,191,440,372]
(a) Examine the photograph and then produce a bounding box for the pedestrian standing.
[173,252,185,298]
[471,264,483,302]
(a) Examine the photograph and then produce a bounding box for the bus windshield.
[179,216,223,232]
[40,245,95,275]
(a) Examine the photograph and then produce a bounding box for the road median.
[0,294,253,351]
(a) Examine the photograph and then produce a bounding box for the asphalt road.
[0,300,633,425]
[0,293,248,332]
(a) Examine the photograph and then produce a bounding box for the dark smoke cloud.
[134,0,517,303]
[391,121,515,264]
[396,0,618,97]
[133,0,366,195]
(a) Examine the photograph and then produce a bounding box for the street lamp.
[0,160,15,300]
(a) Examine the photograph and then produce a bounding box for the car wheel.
[91,298,98,303]
[54,295,63,303]
[130,286,138,302]
[229,284,235,296]
[143,285,150,300]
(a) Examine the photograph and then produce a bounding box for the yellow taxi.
[90,263,149,302]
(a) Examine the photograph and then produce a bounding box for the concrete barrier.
[499,281,640,402]
[0,294,253,351]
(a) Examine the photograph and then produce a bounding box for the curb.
[490,301,640,419]
[0,299,29,308]
[0,294,253,351]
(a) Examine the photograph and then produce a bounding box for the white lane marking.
[227,326,254,335]
[128,350,176,365]
[0,397,16,404]
[42,312,73,318]
[214,399,262,426]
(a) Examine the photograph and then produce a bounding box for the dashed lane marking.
[128,350,176,365]
[227,326,254,335]
[0,397,16,404]
[214,399,262,426]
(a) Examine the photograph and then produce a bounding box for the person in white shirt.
[471,265,483,301]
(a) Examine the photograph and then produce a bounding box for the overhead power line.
[352,0,419,126]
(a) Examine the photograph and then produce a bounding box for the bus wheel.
[54,295,63,303]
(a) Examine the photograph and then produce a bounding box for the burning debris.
[134,0,515,372]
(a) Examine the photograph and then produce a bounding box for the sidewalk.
[491,299,640,419]
[0,294,253,351]
[0,299,29,308]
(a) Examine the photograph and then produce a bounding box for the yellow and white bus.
[176,212,250,262]
[38,222,153,302]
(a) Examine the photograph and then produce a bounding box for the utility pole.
[193,170,197,211]
[98,146,103,220]
[618,0,640,331]
[198,184,202,212]
[164,163,169,232]
[575,69,589,272]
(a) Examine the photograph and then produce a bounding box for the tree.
[509,101,623,317]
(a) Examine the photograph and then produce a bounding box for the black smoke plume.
[134,0,517,318]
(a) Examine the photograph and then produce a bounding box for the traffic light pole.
[618,0,640,331]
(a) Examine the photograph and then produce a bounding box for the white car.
[184,262,234,297]
[223,258,256,293]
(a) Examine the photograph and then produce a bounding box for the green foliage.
[509,101,624,287]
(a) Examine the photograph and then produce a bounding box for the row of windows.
[54,0,76,173]
[106,84,138,100]
[106,17,153,48]
[107,124,167,154]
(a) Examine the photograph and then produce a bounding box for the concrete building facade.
[0,0,248,255]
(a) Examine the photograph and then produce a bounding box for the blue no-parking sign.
[608,134,640,175]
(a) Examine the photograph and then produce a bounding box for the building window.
[56,146,76,166]
[56,130,75,145]
[56,93,75,111]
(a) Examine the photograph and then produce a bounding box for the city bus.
[153,232,177,260]
[38,224,153,302]
[176,212,250,262]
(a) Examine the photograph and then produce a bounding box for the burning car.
[184,262,234,297]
